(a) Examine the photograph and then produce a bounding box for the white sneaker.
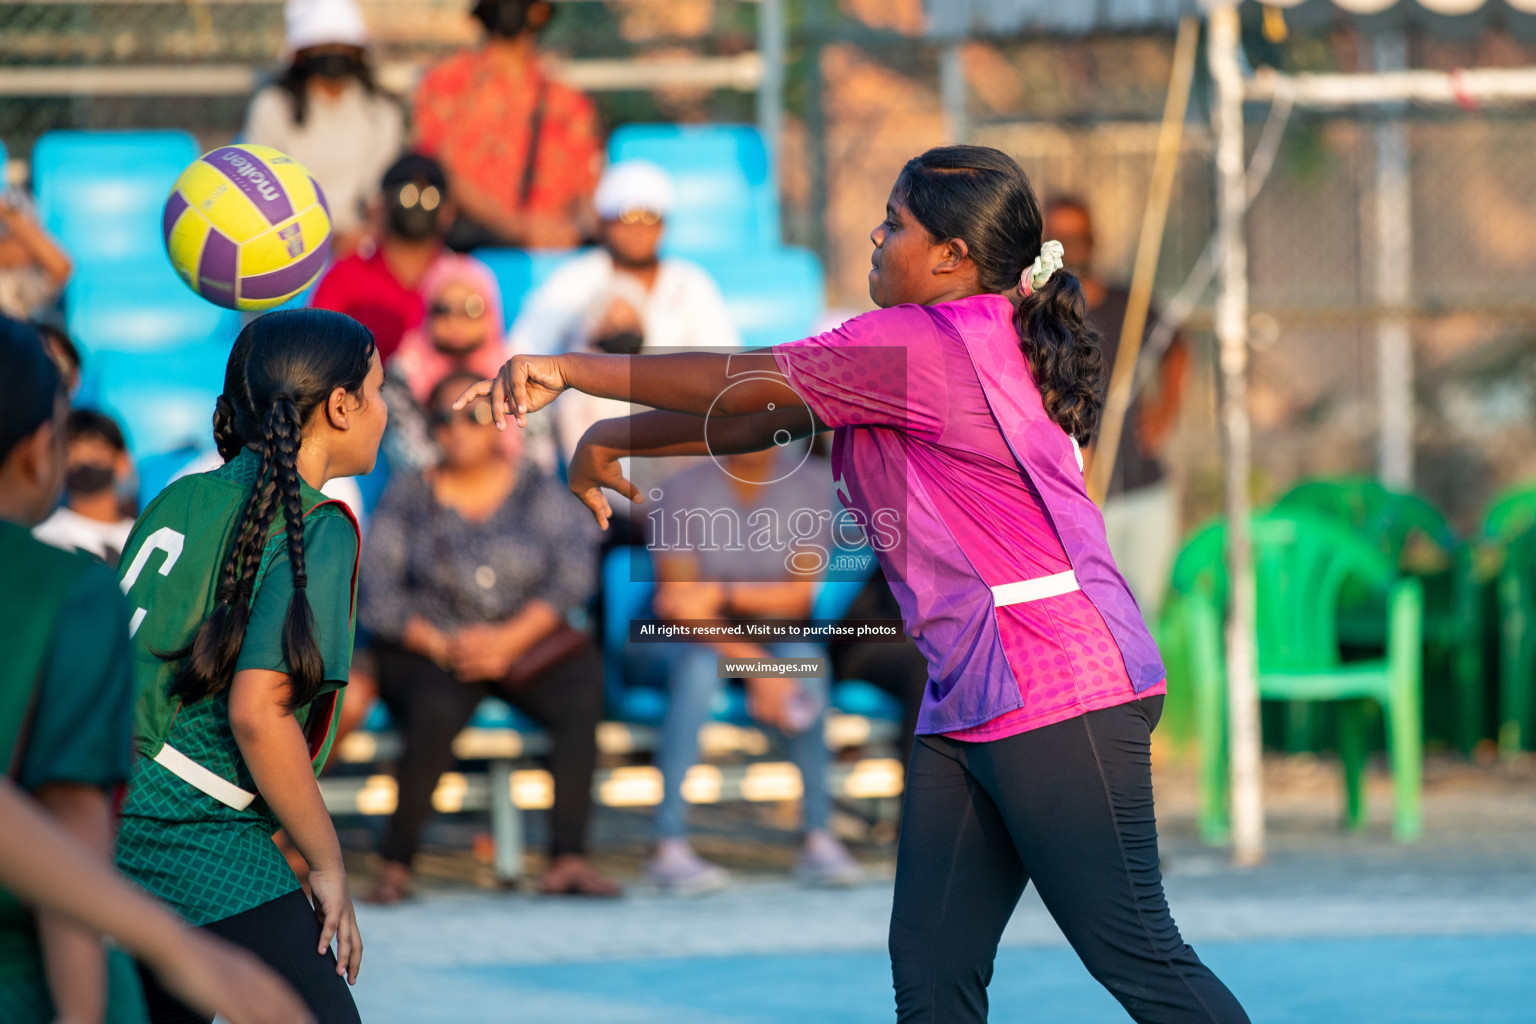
[647,841,731,896]
[797,831,866,887]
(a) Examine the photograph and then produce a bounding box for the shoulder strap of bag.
[520,76,549,209]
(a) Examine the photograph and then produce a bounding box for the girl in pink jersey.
[463,146,1248,1023]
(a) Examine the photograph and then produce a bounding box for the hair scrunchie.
[1020,239,1065,297]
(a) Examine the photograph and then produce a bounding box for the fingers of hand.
[490,374,509,431]
[453,379,492,411]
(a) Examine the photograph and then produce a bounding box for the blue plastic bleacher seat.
[831,679,905,721]
[608,124,779,256]
[65,271,238,357]
[472,247,583,328]
[32,130,199,271]
[31,130,240,355]
[693,247,826,350]
[79,343,228,458]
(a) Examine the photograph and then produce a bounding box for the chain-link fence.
[0,0,761,154]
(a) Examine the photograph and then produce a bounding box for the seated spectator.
[520,160,739,528]
[414,0,599,250]
[359,371,617,901]
[382,254,512,473]
[310,153,454,363]
[634,449,864,894]
[245,0,405,257]
[0,185,70,319]
[33,410,136,568]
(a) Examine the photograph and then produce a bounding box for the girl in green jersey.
[115,310,385,1024]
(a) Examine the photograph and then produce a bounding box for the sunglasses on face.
[395,182,442,211]
[616,208,662,226]
[429,293,487,320]
[430,399,495,428]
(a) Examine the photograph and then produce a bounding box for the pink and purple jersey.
[772,293,1164,739]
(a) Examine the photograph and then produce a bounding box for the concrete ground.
[340,753,1536,1022]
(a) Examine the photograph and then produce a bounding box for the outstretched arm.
[567,406,824,530]
[458,351,796,429]
[0,779,315,1024]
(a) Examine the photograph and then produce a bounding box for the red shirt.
[413,49,601,225]
[309,245,446,363]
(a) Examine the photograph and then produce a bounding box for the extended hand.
[747,676,803,734]
[568,432,642,531]
[455,354,568,430]
[307,867,362,985]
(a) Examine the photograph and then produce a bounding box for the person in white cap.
[244,0,405,256]
[512,159,740,476]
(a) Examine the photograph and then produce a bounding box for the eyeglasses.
[429,294,487,319]
[430,399,495,428]
[616,208,662,226]
[396,182,442,211]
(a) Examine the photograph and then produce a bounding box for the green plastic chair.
[1153,521,1226,752]
[1274,478,1473,752]
[1469,481,1536,754]
[1185,512,1424,844]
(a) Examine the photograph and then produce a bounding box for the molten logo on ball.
[162,144,332,312]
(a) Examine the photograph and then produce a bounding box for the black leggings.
[137,890,360,1024]
[889,696,1250,1023]
[374,639,605,864]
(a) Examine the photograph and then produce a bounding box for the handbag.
[502,619,589,691]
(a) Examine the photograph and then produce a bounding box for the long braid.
[159,308,376,708]
[167,440,281,702]
[268,394,324,709]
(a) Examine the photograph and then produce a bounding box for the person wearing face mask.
[33,409,137,567]
[310,153,454,363]
[243,0,404,257]
[515,160,739,483]
[413,0,600,250]
[382,255,518,473]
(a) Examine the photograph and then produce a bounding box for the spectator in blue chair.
[358,370,617,902]
[638,448,865,893]
[33,410,136,568]
[0,183,70,319]
[245,0,405,258]
[311,154,454,363]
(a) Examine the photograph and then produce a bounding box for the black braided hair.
[894,146,1104,445]
[167,309,375,708]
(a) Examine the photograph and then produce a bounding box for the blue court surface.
[382,934,1534,1023]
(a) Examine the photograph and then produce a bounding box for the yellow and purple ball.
[162,144,332,312]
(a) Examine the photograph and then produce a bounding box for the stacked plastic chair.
[1174,512,1424,844]
[1272,478,1471,752]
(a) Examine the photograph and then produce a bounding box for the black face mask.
[297,52,362,82]
[388,202,438,241]
[66,463,115,496]
[593,330,644,356]
[474,0,532,38]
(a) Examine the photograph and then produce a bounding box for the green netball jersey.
[0,522,146,1023]
[114,449,359,926]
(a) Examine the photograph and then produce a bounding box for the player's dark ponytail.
[168,309,374,709]
[895,146,1103,445]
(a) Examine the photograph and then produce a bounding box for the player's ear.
[933,236,969,276]
[324,385,352,432]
